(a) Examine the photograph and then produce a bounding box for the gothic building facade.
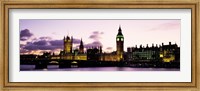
[64,36,73,53]
[58,26,125,62]
[126,42,180,62]
[60,36,87,60]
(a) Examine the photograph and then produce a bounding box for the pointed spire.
[80,38,83,45]
[118,25,122,32]
[117,25,123,36]
[66,35,70,40]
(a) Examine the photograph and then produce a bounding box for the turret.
[79,38,84,54]
[64,35,73,53]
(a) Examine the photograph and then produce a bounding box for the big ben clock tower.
[116,26,124,61]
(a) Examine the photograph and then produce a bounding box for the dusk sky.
[20,19,180,55]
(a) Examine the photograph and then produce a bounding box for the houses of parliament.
[21,26,180,63]
[51,26,180,63]
[54,26,125,61]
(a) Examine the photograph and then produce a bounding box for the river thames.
[20,65,180,71]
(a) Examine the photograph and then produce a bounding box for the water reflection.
[20,65,180,71]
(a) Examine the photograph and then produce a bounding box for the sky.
[20,19,180,55]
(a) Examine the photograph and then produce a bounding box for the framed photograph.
[1,0,199,91]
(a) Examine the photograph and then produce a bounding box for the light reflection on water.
[20,65,180,71]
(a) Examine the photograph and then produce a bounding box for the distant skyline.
[20,19,180,55]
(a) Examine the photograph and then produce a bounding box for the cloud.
[150,21,180,31]
[73,38,81,44]
[23,37,63,51]
[23,43,53,50]
[49,40,63,46]
[84,41,103,48]
[93,31,104,34]
[39,37,52,40]
[20,37,28,41]
[106,47,113,50]
[20,48,30,54]
[20,36,83,54]
[89,31,104,40]
[33,40,48,46]
[19,29,105,55]
[20,29,33,41]
[20,31,102,54]
[52,32,57,35]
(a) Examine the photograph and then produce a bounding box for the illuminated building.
[85,26,124,62]
[160,42,180,62]
[86,47,118,61]
[51,55,60,60]
[127,42,180,62]
[127,44,160,61]
[97,26,124,61]
[116,26,124,61]
[60,36,87,60]
[20,27,180,63]
[74,49,87,60]
[100,52,118,61]
[64,36,73,53]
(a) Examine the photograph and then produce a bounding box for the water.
[20,65,180,71]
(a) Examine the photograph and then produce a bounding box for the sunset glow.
[20,19,180,55]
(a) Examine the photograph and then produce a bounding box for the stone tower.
[116,26,124,61]
[64,36,73,53]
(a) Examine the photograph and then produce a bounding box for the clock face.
[121,38,124,41]
[117,38,120,41]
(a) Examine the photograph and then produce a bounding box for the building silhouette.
[126,44,160,62]
[87,47,102,61]
[79,38,84,54]
[126,42,180,62]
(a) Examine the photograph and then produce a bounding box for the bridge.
[20,59,180,69]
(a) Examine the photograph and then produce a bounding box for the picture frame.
[0,0,199,91]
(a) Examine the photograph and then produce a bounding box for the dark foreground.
[20,59,180,71]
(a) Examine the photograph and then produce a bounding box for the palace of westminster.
[21,26,180,63]
[48,26,180,63]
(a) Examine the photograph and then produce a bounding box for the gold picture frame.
[0,0,199,91]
